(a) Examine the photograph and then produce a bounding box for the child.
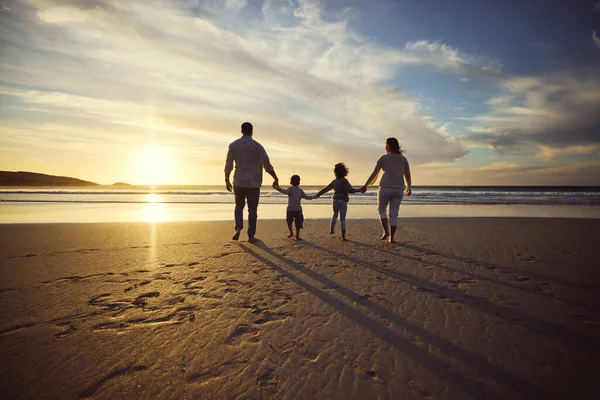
[273,175,314,240]
[314,163,362,241]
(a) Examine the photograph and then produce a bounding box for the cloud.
[593,30,600,49]
[536,144,600,162]
[405,40,502,77]
[463,72,600,156]
[417,160,600,186]
[3,0,597,186]
[225,0,247,10]
[0,0,467,179]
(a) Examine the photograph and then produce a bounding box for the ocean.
[2,186,600,205]
[1,186,599,223]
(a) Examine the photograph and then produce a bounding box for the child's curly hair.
[334,163,349,179]
[290,175,300,186]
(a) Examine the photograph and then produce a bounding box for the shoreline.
[1,203,599,224]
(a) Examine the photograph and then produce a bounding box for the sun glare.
[140,202,166,223]
[144,193,164,203]
[135,146,171,185]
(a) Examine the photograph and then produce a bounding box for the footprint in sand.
[132,291,160,306]
[572,314,599,325]
[254,311,293,325]
[217,279,255,288]
[227,324,260,344]
[446,278,477,289]
[54,323,76,339]
[91,321,128,331]
[356,294,371,304]
[89,293,112,306]
[410,286,432,293]
[184,276,206,290]
[79,365,147,398]
[505,274,531,282]
[256,368,279,391]
[365,370,383,383]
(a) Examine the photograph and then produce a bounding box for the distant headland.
[0,171,130,187]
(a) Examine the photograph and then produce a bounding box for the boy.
[273,175,315,240]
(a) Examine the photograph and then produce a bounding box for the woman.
[361,138,411,243]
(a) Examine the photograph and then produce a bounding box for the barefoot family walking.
[273,175,315,240]
[314,163,363,241]
[225,125,411,243]
[225,122,279,243]
[361,137,411,243]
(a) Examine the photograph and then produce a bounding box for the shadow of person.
[302,241,598,351]
[342,240,599,312]
[239,241,547,399]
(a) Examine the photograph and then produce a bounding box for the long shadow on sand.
[304,242,599,351]
[389,241,598,294]
[346,241,599,313]
[240,242,546,399]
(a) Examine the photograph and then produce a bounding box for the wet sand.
[1,218,599,399]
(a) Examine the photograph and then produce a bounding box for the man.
[225,122,278,242]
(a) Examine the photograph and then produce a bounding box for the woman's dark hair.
[290,175,300,186]
[334,163,349,179]
[386,137,403,154]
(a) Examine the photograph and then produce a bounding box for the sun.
[135,146,172,185]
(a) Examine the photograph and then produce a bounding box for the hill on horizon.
[0,171,99,186]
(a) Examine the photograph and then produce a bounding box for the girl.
[315,163,362,241]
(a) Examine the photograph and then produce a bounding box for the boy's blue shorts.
[286,210,304,228]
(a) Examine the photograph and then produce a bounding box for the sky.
[0,0,599,186]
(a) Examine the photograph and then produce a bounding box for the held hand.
[272,182,278,189]
[360,185,367,193]
[226,181,232,192]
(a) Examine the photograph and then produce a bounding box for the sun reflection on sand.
[140,193,165,268]
[140,202,166,222]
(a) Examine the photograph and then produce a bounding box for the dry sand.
[1,218,599,399]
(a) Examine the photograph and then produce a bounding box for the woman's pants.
[331,199,348,231]
[377,187,404,226]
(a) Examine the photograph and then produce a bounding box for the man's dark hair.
[290,175,300,186]
[241,122,253,135]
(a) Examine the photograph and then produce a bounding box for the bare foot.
[388,237,395,243]
[232,230,241,241]
[380,232,389,240]
[342,237,347,241]
[248,237,260,243]
[295,236,302,241]
[287,233,294,238]
[329,230,334,235]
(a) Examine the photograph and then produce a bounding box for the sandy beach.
[1,218,599,399]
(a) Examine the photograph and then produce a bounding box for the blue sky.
[0,0,599,185]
